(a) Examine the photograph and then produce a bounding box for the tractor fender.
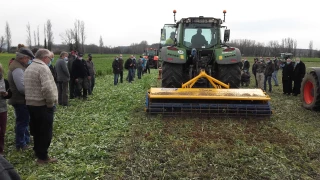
[160,46,186,64]
[215,47,241,65]
[308,67,320,86]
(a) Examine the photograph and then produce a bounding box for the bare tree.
[26,22,32,48]
[308,41,313,57]
[99,35,104,54]
[44,24,47,49]
[5,22,12,52]
[60,29,74,51]
[46,19,54,50]
[73,20,81,52]
[80,21,86,53]
[0,36,4,50]
[293,40,297,57]
[33,31,37,47]
[37,25,40,47]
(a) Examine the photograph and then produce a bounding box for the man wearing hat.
[86,54,95,95]
[71,53,90,100]
[8,47,34,150]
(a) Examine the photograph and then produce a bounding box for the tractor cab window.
[160,25,176,46]
[183,27,218,48]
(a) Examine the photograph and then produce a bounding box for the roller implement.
[145,10,272,117]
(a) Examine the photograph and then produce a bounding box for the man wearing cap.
[24,48,58,164]
[8,47,34,150]
[86,54,95,95]
[71,53,90,100]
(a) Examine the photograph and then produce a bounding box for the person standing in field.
[48,52,57,84]
[272,57,280,86]
[72,53,91,100]
[137,56,143,79]
[141,56,146,75]
[112,56,120,85]
[125,55,134,83]
[67,50,77,99]
[86,54,95,95]
[255,58,266,90]
[24,48,58,164]
[0,64,12,156]
[264,57,274,92]
[243,57,250,71]
[8,47,34,151]
[132,56,137,80]
[282,58,294,95]
[252,58,258,87]
[55,51,70,106]
[118,54,124,83]
[144,58,150,74]
[292,57,306,96]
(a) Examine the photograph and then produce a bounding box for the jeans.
[132,68,136,79]
[88,75,95,95]
[28,105,54,160]
[272,70,279,86]
[114,74,119,85]
[137,68,142,79]
[264,75,272,92]
[12,104,30,149]
[128,69,133,83]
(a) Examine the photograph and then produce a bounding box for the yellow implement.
[146,70,272,117]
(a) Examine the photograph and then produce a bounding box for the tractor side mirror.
[224,29,230,42]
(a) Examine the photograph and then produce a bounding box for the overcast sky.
[0,0,319,50]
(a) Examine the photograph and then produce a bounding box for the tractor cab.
[280,53,293,60]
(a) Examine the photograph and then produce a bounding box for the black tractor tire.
[301,72,320,110]
[217,63,241,88]
[161,62,183,88]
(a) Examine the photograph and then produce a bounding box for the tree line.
[1,20,320,58]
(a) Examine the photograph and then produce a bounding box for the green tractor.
[159,10,241,88]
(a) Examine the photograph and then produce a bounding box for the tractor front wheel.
[301,72,320,110]
[161,62,183,88]
[218,63,241,88]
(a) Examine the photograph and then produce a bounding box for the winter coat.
[71,59,90,79]
[252,62,257,75]
[112,59,120,74]
[255,62,266,73]
[241,71,251,82]
[293,61,306,80]
[55,58,70,82]
[119,58,124,71]
[282,62,294,80]
[274,59,280,70]
[264,61,274,76]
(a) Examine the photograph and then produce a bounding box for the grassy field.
[0,53,320,179]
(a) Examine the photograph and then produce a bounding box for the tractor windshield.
[183,27,219,48]
[147,50,155,56]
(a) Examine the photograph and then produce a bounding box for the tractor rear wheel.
[301,72,320,110]
[218,63,241,88]
[161,62,183,88]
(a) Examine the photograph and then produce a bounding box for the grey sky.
[0,0,319,50]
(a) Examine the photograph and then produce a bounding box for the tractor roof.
[177,16,223,24]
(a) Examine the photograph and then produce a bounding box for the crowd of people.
[0,44,96,166]
[112,54,150,85]
[240,56,306,96]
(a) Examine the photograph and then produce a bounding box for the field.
[0,53,320,179]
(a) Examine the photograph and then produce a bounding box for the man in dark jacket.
[272,57,280,86]
[119,54,124,83]
[71,53,90,100]
[243,57,250,71]
[252,58,258,87]
[67,51,77,99]
[292,58,306,96]
[282,59,294,95]
[264,58,274,92]
[125,55,134,83]
[112,56,120,85]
